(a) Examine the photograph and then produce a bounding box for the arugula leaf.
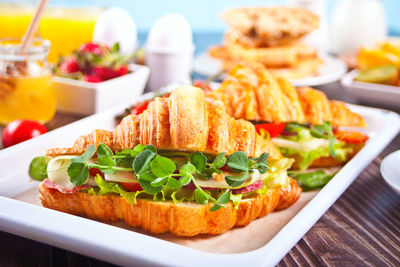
[190,152,207,172]
[29,156,49,181]
[225,172,250,187]
[227,151,249,172]
[133,150,156,174]
[212,152,226,168]
[150,156,176,177]
[67,162,89,186]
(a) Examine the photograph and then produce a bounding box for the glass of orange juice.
[39,6,104,63]
[0,38,56,124]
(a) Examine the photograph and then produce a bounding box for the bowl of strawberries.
[53,42,149,115]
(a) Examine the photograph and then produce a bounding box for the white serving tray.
[54,63,150,115]
[341,69,400,107]
[0,95,399,266]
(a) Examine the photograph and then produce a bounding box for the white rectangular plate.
[0,95,399,266]
[341,69,400,107]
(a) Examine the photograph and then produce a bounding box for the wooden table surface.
[0,84,399,266]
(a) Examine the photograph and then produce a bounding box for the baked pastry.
[221,7,319,46]
[206,64,368,170]
[32,86,301,236]
[208,6,322,79]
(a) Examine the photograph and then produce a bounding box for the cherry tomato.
[130,101,150,115]
[254,122,285,138]
[334,130,368,144]
[120,182,143,192]
[193,80,212,93]
[2,120,47,148]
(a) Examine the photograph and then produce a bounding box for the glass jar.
[0,38,56,124]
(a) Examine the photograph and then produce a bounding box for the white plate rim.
[380,150,400,194]
[193,52,347,87]
[0,101,399,266]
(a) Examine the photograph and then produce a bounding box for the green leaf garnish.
[67,162,89,186]
[227,151,249,172]
[150,156,176,177]
[133,150,156,174]
[29,156,49,181]
[225,172,250,187]
[212,152,227,168]
[190,152,207,172]
[165,177,181,190]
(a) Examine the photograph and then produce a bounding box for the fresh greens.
[62,143,270,211]
[29,156,50,181]
[288,170,334,191]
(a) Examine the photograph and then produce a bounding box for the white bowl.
[380,150,400,196]
[53,64,150,115]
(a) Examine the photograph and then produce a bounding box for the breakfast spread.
[209,7,322,79]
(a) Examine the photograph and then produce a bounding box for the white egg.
[146,13,194,53]
[93,7,137,55]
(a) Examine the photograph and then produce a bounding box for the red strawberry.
[84,75,103,83]
[93,66,128,80]
[79,43,103,56]
[59,57,80,73]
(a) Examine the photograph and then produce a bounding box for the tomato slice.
[130,101,150,115]
[254,122,285,138]
[334,130,368,144]
[120,182,143,192]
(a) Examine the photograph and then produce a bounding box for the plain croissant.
[206,64,366,127]
[47,86,283,160]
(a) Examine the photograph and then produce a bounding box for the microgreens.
[62,143,269,211]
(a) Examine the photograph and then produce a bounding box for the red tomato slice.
[334,130,368,144]
[254,122,285,138]
[130,101,150,115]
[120,182,143,192]
[2,119,47,148]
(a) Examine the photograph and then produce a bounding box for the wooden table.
[1,84,400,266]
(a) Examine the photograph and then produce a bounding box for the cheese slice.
[47,156,77,191]
[105,171,137,183]
[272,137,329,152]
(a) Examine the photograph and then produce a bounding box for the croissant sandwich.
[29,86,301,237]
[206,64,368,170]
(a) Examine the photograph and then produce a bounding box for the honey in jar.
[0,38,56,124]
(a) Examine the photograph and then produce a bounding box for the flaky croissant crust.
[206,64,366,128]
[47,86,283,160]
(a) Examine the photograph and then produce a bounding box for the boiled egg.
[146,13,194,53]
[93,7,137,55]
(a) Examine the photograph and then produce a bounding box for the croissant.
[47,86,283,160]
[40,86,302,236]
[206,64,366,127]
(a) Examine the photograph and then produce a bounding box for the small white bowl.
[380,150,400,196]
[53,63,150,115]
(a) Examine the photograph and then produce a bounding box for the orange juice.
[0,38,56,124]
[39,7,103,63]
[0,4,33,38]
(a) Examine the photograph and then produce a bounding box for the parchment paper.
[14,188,318,254]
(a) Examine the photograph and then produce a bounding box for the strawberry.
[59,57,80,73]
[93,66,128,80]
[79,43,103,56]
[84,75,103,83]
